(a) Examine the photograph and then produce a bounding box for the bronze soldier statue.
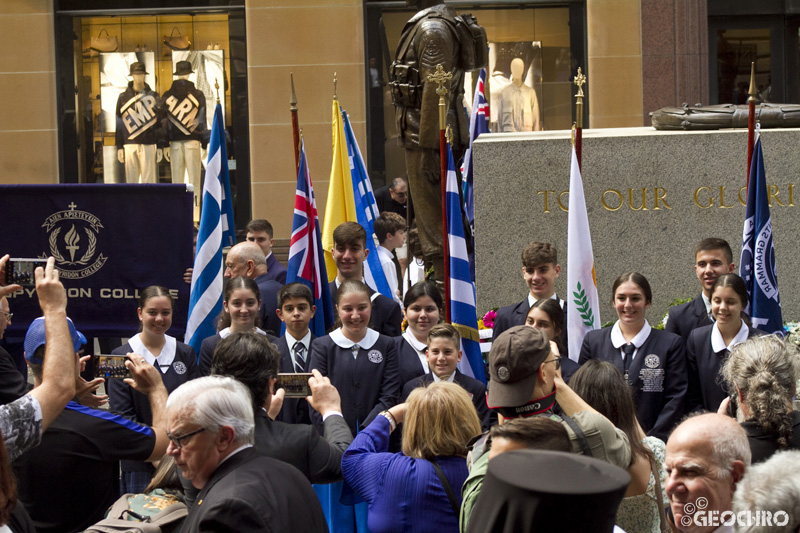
[390,0,486,283]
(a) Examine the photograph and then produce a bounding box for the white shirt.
[527,292,565,309]
[377,245,402,305]
[402,330,430,374]
[610,320,652,363]
[285,329,312,369]
[711,320,749,353]
[330,327,380,353]
[218,326,267,339]
[432,372,456,383]
[128,333,176,371]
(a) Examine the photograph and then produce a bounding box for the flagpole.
[746,62,757,187]
[290,73,301,175]
[428,64,453,321]
[573,68,586,170]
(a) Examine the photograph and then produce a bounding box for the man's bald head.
[225,242,267,279]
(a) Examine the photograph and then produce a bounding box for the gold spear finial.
[445,125,453,145]
[214,78,220,101]
[574,68,586,98]
[290,73,297,112]
[748,62,757,103]
[333,72,338,101]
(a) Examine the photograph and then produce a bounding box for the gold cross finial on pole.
[333,72,338,101]
[445,125,453,145]
[214,78,220,102]
[428,64,453,97]
[574,68,586,98]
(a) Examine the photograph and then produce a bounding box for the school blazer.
[492,297,568,349]
[393,336,428,386]
[274,334,316,425]
[400,370,495,431]
[686,324,764,413]
[579,327,687,442]
[309,334,400,435]
[329,281,403,337]
[665,295,711,343]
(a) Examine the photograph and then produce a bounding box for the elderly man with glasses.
[166,375,327,532]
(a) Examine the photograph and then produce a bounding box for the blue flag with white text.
[447,142,486,384]
[739,133,783,334]
[287,140,335,337]
[185,103,236,352]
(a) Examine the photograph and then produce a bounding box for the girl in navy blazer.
[309,280,400,435]
[525,298,579,382]
[579,272,687,441]
[686,273,763,413]
[394,281,442,385]
[109,285,200,493]
[197,276,271,375]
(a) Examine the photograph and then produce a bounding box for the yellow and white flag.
[566,146,600,360]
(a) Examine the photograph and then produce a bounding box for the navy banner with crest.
[0,184,194,339]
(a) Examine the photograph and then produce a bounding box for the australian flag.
[460,68,489,228]
[287,139,335,337]
[739,132,783,334]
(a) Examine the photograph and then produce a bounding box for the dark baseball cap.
[24,316,86,364]
[487,325,551,408]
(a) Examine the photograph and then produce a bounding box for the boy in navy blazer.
[400,324,494,430]
[665,238,735,343]
[274,283,316,424]
[492,242,565,344]
[328,222,402,336]
[246,218,287,284]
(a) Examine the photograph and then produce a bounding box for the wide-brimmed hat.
[129,62,148,76]
[173,61,193,76]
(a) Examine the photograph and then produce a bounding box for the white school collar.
[218,327,267,339]
[285,329,312,351]
[610,320,652,349]
[527,292,565,309]
[402,329,428,353]
[128,333,177,368]
[330,327,379,349]
[711,320,749,353]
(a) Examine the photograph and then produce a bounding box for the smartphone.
[4,258,48,286]
[93,355,132,380]
[276,373,313,398]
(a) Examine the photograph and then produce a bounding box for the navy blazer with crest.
[579,326,687,442]
[665,295,712,344]
[273,333,316,425]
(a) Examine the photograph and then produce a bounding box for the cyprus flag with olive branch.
[566,145,601,361]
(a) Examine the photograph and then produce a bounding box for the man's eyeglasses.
[0,312,11,321]
[543,357,561,370]
[166,427,205,450]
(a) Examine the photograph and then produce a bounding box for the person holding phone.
[109,285,199,493]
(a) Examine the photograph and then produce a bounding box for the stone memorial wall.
[473,127,800,325]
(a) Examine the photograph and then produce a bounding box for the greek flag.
[341,108,393,299]
[185,103,235,352]
[287,140,335,337]
[446,141,486,383]
[739,131,783,334]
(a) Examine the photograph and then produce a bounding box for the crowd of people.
[0,215,799,533]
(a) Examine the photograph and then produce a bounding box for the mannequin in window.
[498,58,540,132]
[162,61,208,221]
[115,62,164,183]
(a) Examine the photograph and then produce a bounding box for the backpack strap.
[558,413,592,456]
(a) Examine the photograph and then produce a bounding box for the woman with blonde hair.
[342,381,482,533]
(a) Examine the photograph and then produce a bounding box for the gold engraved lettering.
[768,185,785,207]
[694,187,712,209]
[739,185,747,206]
[601,189,623,211]
[654,187,671,210]
[718,186,734,208]
[789,184,795,206]
[628,188,648,211]
[537,190,554,213]
[557,191,569,212]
